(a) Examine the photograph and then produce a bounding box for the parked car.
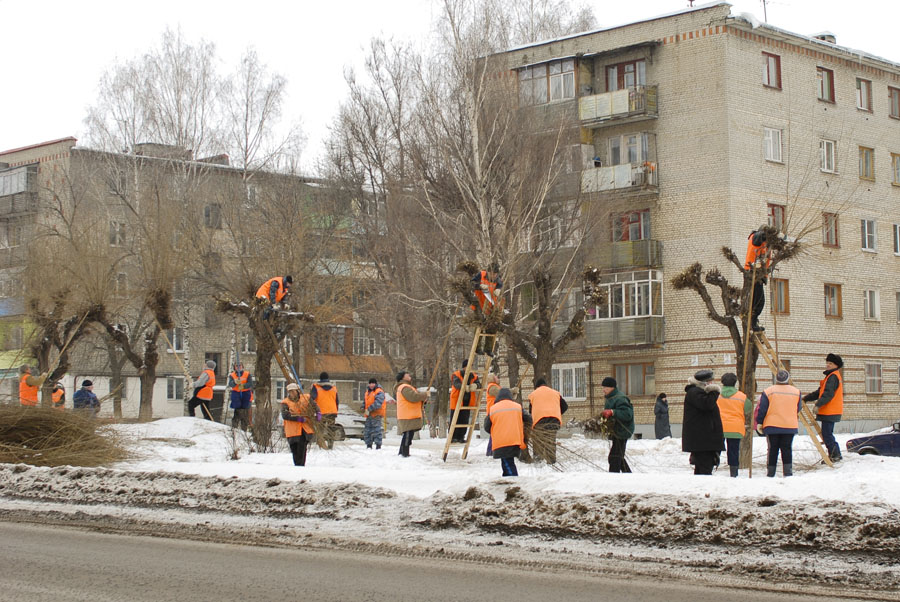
[333,411,366,441]
[846,421,900,456]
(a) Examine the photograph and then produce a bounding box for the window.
[353,327,382,356]
[772,278,789,314]
[107,169,127,195]
[204,204,222,229]
[519,65,546,106]
[166,377,184,400]
[762,53,781,89]
[274,379,288,400]
[767,204,785,232]
[551,363,587,400]
[112,273,127,297]
[352,381,367,404]
[613,210,650,241]
[315,326,346,354]
[0,167,28,197]
[865,363,883,394]
[823,213,839,247]
[166,327,184,353]
[109,221,126,246]
[614,363,655,397]
[606,59,646,91]
[588,270,663,320]
[856,78,873,111]
[859,146,875,180]
[764,128,782,162]
[549,59,576,102]
[608,133,649,165]
[892,153,900,185]
[820,139,836,173]
[824,284,842,318]
[861,219,877,251]
[894,224,900,255]
[890,87,900,119]
[241,333,257,354]
[896,292,900,322]
[1,223,22,248]
[816,67,835,102]
[864,289,880,320]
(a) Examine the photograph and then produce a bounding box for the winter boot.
[729,466,739,478]
[830,447,843,462]
[766,465,776,478]
[783,463,793,477]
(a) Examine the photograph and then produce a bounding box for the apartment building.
[0,138,394,417]
[499,2,900,434]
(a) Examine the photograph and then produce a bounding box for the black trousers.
[752,280,765,326]
[766,433,794,468]
[500,457,518,476]
[288,434,310,466]
[725,437,741,467]
[692,450,719,475]
[608,437,631,473]
[188,395,213,420]
[399,430,415,457]
[450,409,470,442]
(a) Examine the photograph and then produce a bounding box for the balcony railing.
[581,162,657,193]
[584,316,664,347]
[579,85,658,125]
[594,239,662,269]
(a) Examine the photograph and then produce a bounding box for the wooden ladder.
[441,326,499,462]
[261,319,301,385]
[753,331,832,467]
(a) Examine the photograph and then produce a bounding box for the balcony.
[581,162,657,193]
[579,85,658,127]
[594,239,662,270]
[584,316,664,347]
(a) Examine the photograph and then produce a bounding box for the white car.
[333,411,366,440]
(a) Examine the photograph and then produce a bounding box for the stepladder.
[442,326,499,462]
[753,331,833,467]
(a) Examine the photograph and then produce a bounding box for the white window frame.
[762,52,781,89]
[820,139,836,173]
[859,146,875,180]
[589,270,663,321]
[166,327,184,353]
[274,379,287,400]
[166,377,184,400]
[892,153,900,186]
[353,327,383,356]
[614,363,655,397]
[865,362,883,394]
[549,59,576,102]
[816,67,834,102]
[241,333,257,354]
[896,291,900,323]
[861,219,877,252]
[864,289,880,320]
[767,204,785,232]
[764,128,783,163]
[109,220,126,247]
[894,224,900,256]
[824,283,842,318]
[856,78,873,111]
[823,213,839,247]
[551,362,587,401]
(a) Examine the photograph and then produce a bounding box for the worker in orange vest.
[756,370,802,477]
[256,276,293,319]
[363,377,386,450]
[310,372,339,449]
[483,373,501,456]
[188,360,216,420]
[449,359,480,443]
[470,263,502,356]
[802,353,844,462]
[528,377,567,464]
[51,382,66,410]
[744,226,771,332]
[717,372,751,477]
[484,388,532,476]
[395,371,428,457]
[227,361,254,431]
[280,382,320,466]
[18,365,48,407]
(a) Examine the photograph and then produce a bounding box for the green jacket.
[604,388,635,440]
[720,385,752,438]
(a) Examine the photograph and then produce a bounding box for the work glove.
[601,409,613,419]
[480,283,490,291]
[364,411,369,418]
[315,411,322,422]
[509,386,520,395]
[297,417,306,423]
[467,383,479,392]
[273,303,283,310]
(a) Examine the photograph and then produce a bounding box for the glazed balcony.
[579,85,658,127]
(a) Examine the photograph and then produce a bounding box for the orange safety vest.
[395,383,422,420]
[365,386,386,418]
[717,390,747,436]
[761,384,801,430]
[528,386,562,425]
[488,399,526,450]
[255,277,288,303]
[472,271,500,311]
[744,234,770,270]
[230,370,250,392]
[485,382,501,416]
[19,374,39,406]
[817,371,843,416]
[312,383,338,414]
[52,387,65,410]
[197,368,216,401]
[282,394,313,437]
[450,370,477,410]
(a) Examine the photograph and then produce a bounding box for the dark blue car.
[846,421,900,456]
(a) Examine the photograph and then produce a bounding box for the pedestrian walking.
[654,393,671,439]
[600,377,634,472]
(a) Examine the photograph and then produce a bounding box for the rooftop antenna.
[761,0,768,22]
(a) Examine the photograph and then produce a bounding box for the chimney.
[812,31,836,44]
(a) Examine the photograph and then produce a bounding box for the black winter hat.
[82,380,93,387]
[368,377,378,384]
[693,369,714,382]
[825,353,843,368]
[494,388,514,402]
[601,376,616,388]
[721,372,738,386]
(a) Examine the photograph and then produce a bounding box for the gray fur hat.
[206,360,216,369]
[693,369,714,382]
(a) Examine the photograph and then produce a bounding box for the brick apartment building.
[500,2,900,434]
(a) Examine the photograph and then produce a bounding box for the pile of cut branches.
[0,406,128,467]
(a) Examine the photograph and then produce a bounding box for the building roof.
[0,137,77,157]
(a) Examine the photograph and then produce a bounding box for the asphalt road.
[0,522,870,602]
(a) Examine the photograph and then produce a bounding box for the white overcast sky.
[1,0,896,172]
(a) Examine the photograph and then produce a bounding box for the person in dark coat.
[682,369,724,475]
[483,388,532,477]
[654,393,671,439]
[600,377,635,473]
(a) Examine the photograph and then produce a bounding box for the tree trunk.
[251,321,277,451]
[139,370,156,421]
[736,337,760,470]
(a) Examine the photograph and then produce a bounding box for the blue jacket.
[73,388,99,409]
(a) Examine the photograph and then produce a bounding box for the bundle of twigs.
[297,397,330,450]
[524,425,604,472]
[0,406,128,467]
[581,415,616,439]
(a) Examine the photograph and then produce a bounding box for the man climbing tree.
[744,225,771,332]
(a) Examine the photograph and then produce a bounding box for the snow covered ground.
[2,418,899,597]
